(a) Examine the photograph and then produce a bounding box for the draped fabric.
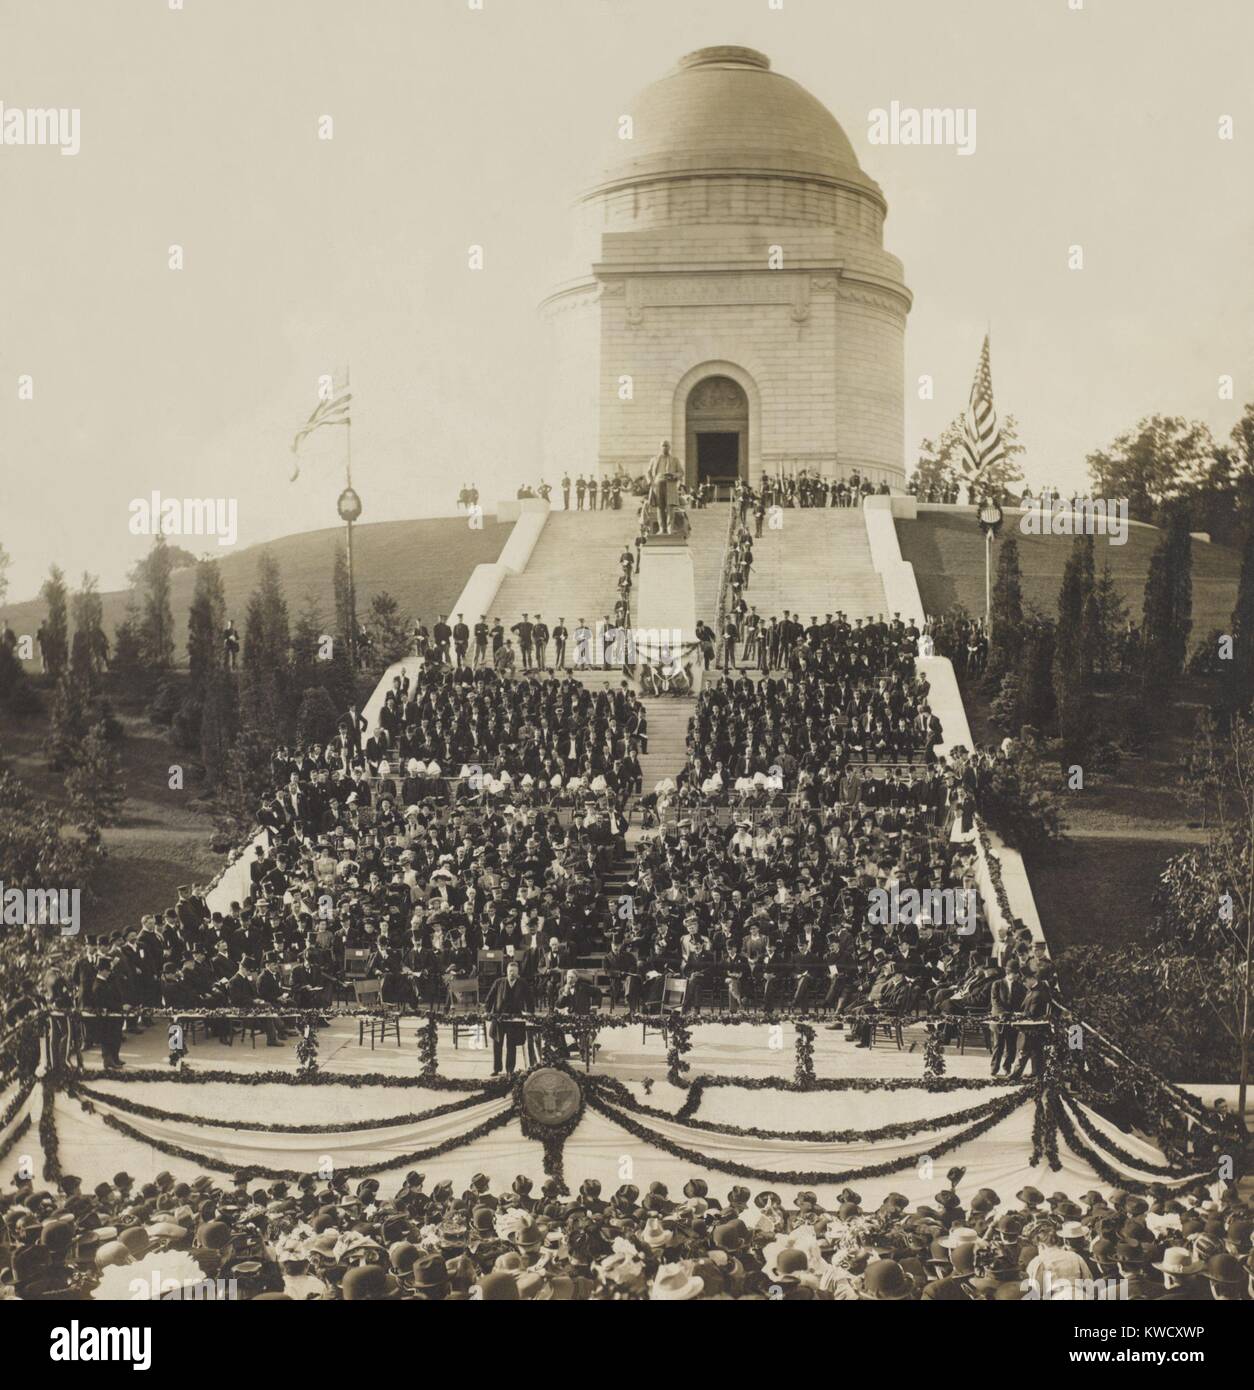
[65,1088,512,1173]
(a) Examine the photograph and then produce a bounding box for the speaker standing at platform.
[484,958,535,1076]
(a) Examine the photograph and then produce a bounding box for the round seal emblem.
[521,1068,582,1127]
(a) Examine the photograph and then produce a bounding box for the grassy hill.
[5,515,509,666]
[896,507,1241,642]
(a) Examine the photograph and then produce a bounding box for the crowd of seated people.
[363,663,648,789]
[681,618,943,787]
[5,1164,1248,1302]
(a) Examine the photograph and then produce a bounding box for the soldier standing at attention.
[532,615,550,671]
[552,618,568,670]
[452,613,470,668]
[511,613,535,671]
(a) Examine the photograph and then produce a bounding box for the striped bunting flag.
[290,387,351,480]
[959,333,1006,484]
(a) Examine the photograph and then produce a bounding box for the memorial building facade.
[540,46,912,491]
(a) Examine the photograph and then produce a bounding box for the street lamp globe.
[337,486,363,524]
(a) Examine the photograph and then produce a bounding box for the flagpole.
[334,362,360,672]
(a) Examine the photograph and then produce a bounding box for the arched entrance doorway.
[685,376,748,494]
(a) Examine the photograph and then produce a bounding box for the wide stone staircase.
[686,504,733,628]
[489,509,639,631]
[743,506,888,621]
[638,695,692,791]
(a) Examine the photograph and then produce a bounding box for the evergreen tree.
[66,719,127,840]
[1053,536,1097,769]
[187,557,227,690]
[0,642,39,717]
[295,686,341,747]
[137,534,176,670]
[332,541,353,643]
[365,591,409,668]
[215,725,275,840]
[1091,562,1129,680]
[1140,503,1193,705]
[199,667,238,791]
[290,594,327,700]
[988,534,1025,677]
[44,671,91,771]
[241,550,291,743]
[1017,620,1057,734]
[40,565,70,678]
[69,573,108,691]
[1225,523,1254,715]
[1167,502,1194,672]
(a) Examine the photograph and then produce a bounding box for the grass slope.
[6,516,508,666]
[897,509,1240,640]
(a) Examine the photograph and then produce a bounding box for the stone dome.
[589,46,880,203]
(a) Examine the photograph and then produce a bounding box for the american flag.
[290,385,351,480]
[960,334,1006,482]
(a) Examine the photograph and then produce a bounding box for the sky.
[1,0,1252,601]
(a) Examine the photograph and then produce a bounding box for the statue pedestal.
[635,538,699,690]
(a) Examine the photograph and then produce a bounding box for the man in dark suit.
[452,614,470,668]
[532,616,550,671]
[227,960,280,1046]
[90,961,125,1068]
[511,614,534,671]
[432,615,452,665]
[989,964,1026,1075]
[483,958,535,1075]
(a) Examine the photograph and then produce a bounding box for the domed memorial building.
[541,46,912,491]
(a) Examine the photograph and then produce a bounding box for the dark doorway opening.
[696,432,739,485]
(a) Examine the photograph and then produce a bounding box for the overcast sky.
[2,0,1251,601]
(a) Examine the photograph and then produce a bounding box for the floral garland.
[78,1067,491,1090]
[295,1011,320,1075]
[418,1013,439,1079]
[674,1072,1021,1122]
[80,1091,517,1182]
[1058,1093,1197,1180]
[793,1024,816,1090]
[590,1073,1022,1146]
[0,1112,32,1166]
[0,1076,36,1131]
[584,1086,1030,1186]
[665,1015,693,1087]
[1051,1097,1203,1197]
[69,1080,507,1135]
[1027,1081,1062,1171]
[513,1065,584,1193]
[40,1075,60,1182]
[974,818,1024,934]
[923,1025,947,1087]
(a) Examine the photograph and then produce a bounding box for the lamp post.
[977,500,1004,633]
[337,484,363,667]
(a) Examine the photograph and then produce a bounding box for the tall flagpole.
[334,362,362,671]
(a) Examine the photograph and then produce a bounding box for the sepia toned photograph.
[1,0,1252,1355]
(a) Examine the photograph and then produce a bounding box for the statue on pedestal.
[647,440,682,535]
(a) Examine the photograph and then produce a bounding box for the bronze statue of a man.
[647,440,682,535]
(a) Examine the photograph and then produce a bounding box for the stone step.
[490,510,639,632]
